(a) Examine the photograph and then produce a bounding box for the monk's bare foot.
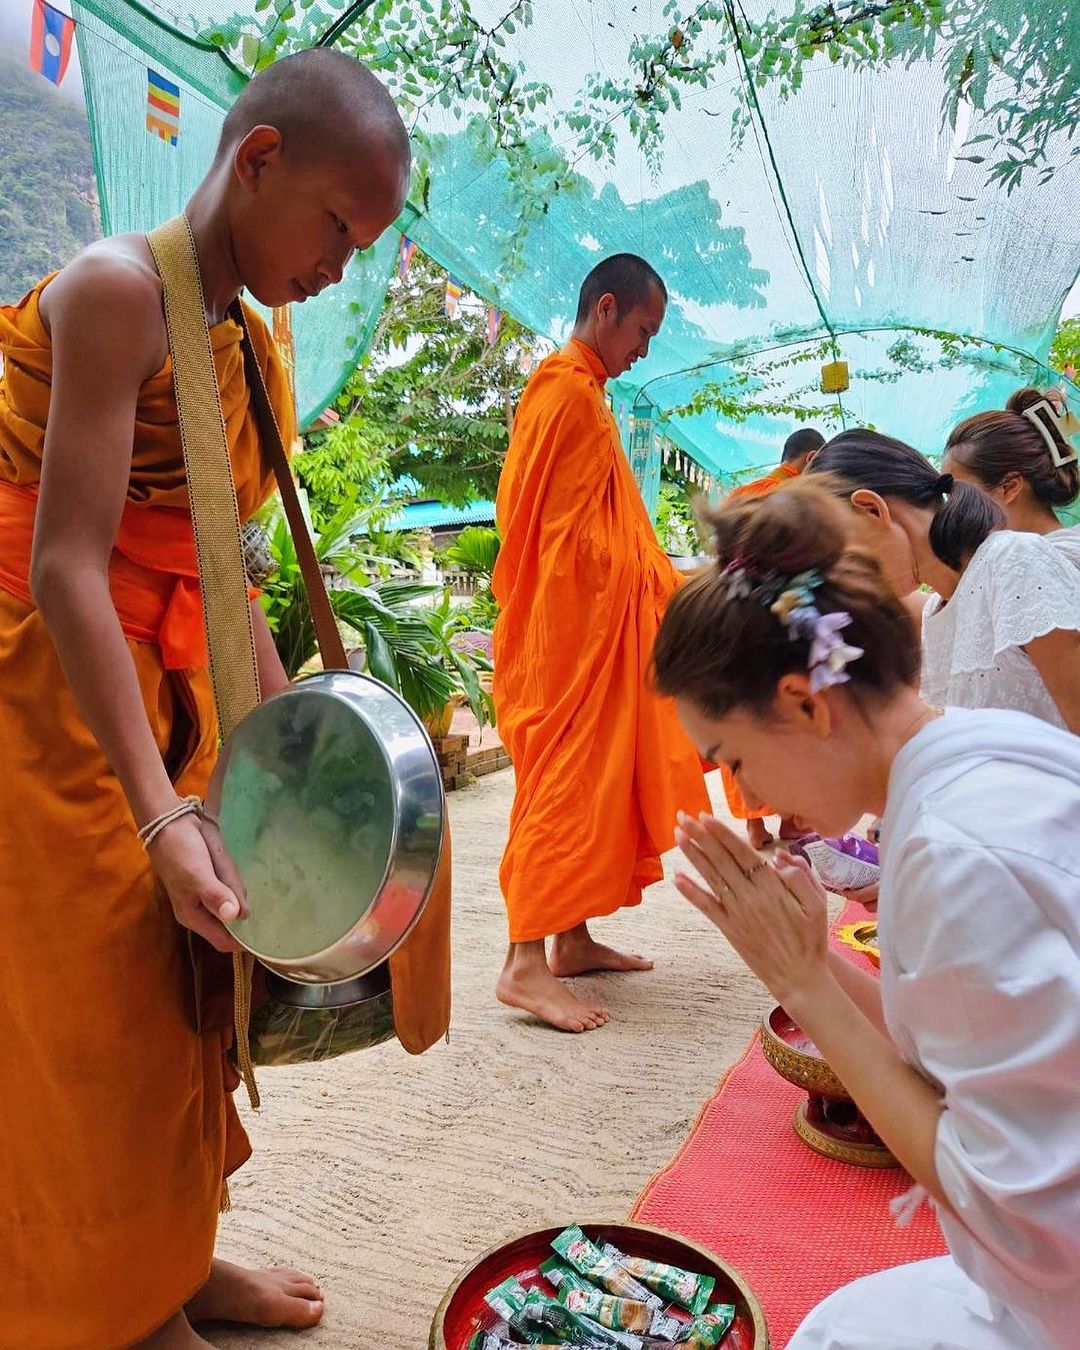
[497,952,608,1032]
[548,924,653,978]
[779,815,804,842]
[185,1259,323,1330]
[747,817,774,849]
[135,1312,212,1348]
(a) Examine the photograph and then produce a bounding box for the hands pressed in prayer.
[674,811,830,1007]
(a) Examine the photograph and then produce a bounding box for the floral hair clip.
[722,562,864,692]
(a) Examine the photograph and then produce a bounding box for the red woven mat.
[631,904,946,1346]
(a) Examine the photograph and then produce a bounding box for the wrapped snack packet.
[541,1257,688,1340]
[523,1287,644,1349]
[540,1255,592,1295]
[483,1275,549,1344]
[675,1303,736,1348]
[600,1244,715,1317]
[469,1335,566,1350]
[789,833,880,895]
[560,1285,655,1333]
[552,1227,661,1309]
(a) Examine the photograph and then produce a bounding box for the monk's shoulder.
[40,237,167,381]
[519,353,607,431]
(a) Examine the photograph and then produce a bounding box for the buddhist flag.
[146,68,181,146]
[30,0,75,87]
[486,306,502,346]
[398,235,417,278]
[444,276,463,319]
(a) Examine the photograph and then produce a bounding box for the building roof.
[384,499,497,531]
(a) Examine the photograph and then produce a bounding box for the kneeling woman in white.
[654,481,1080,1349]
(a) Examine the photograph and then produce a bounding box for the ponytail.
[928,479,1003,570]
[809,429,1003,571]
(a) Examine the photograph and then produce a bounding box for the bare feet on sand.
[497,950,609,1032]
[497,936,611,1032]
[779,816,804,842]
[548,923,653,977]
[186,1259,324,1329]
[136,1261,323,1346]
[747,817,774,850]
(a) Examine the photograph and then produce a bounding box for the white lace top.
[921,530,1080,729]
[1048,523,1080,569]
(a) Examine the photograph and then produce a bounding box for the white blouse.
[1048,522,1080,569]
[879,709,1080,1348]
[921,529,1080,728]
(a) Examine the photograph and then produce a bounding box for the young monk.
[0,50,410,1349]
[492,254,709,1033]
[656,481,1080,1349]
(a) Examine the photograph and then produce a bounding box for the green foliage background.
[0,55,100,305]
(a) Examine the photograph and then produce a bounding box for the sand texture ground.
[214,768,774,1348]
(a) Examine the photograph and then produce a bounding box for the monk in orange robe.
[720,427,823,846]
[492,255,710,1033]
[0,52,410,1349]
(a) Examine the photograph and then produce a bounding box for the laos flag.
[30,0,76,87]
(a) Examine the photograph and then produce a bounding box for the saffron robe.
[492,339,708,943]
[791,710,1080,1349]
[0,276,291,1348]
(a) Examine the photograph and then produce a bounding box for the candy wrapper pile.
[471,1226,736,1349]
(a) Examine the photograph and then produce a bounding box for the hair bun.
[934,472,954,495]
[1006,386,1051,418]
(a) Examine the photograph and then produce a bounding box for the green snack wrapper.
[552,1227,661,1309]
[559,1285,655,1333]
[483,1276,549,1344]
[676,1304,736,1347]
[540,1255,594,1297]
[468,1336,567,1350]
[601,1242,716,1317]
[523,1287,644,1349]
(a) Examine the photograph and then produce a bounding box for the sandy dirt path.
[214,768,774,1348]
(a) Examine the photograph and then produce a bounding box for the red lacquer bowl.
[430,1220,769,1349]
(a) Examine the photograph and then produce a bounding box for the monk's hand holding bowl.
[674,811,830,1007]
[147,812,248,954]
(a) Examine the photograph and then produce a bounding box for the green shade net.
[71,0,1080,512]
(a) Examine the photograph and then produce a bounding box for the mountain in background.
[0,52,99,304]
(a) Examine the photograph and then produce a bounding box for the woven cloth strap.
[230,300,347,670]
[146,215,261,736]
[146,214,261,1111]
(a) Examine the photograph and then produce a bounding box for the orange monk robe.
[0,277,292,1349]
[719,459,802,820]
[725,458,800,505]
[492,339,709,943]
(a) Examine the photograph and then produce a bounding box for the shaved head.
[212,51,411,307]
[218,48,411,177]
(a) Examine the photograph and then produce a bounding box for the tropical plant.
[257,498,492,728]
[439,525,502,630]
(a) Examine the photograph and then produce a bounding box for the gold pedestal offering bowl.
[760,1006,898,1169]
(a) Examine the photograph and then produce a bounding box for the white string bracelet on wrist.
[138,796,203,850]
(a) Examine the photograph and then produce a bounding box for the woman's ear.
[776,673,832,737]
[849,488,891,526]
[998,471,1025,505]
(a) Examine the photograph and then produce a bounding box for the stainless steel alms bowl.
[209,670,445,985]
